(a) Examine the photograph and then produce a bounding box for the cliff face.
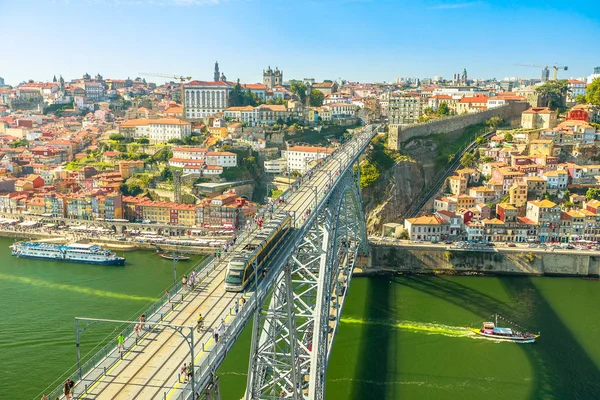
[362,137,440,234]
[361,122,482,234]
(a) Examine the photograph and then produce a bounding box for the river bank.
[370,244,600,277]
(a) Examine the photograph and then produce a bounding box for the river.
[1,237,598,399]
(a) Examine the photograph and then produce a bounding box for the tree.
[447,153,456,164]
[587,77,600,106]
[290,81,307,104]
[423,106,435,115]
[460,152,475,168]
[586,188,600,201]
[574,94,587,104]
[109,133,125,141]
[309,89,325,107]
[168,138,183,145]
[159,166,173,182]
[535,80,570,110]
[290,170,302,178]
[486,116,504,129]
[482,156,494,163]
[137,137,149,144]
[504,132,514,142]
[437,102,450,116]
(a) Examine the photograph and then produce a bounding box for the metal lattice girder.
[246,169,368,400]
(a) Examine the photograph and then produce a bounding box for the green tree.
[447,153,456,164]
[504,132,514,142]
[486,116,504,129]
[290,81,307,104]
[460,152,475,168]
[309,90,325,107]
[159,166,173,182]
[168,138,183,145]
[535,80,570,110]
[476,136,487,145]
[290,170,302,178]
[10,139,28,148]
[574,94,587,104]
[437,102,450,116]
[137,137,149,144]
[586,77,600,106]
[109,133,126,141]
[586,188,600,201]
[423,106,435,115]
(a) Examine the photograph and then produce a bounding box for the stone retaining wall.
[388,102,529,150]
[370,244,600,277]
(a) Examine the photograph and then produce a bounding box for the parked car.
[444,240,453,245]
[507,243,516,247]
[528,243,538,248]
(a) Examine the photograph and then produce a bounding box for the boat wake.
[340,317,474,338]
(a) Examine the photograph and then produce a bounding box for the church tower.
[461,68,468,85]
[263,66,274,89]
[59,75,65,92]
[214,61,220,82]
[274,67,283,86]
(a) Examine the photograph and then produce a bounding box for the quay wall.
[369,244,600,277]
[388,102,528,150]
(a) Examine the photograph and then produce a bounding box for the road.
[64,125,378,400]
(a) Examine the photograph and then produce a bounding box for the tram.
[225,212,293,292]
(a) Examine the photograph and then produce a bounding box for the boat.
[10,242,125,265]
[157,253,190,261]
[468,314,539,343]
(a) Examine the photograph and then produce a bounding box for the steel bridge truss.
[246,170,368,399]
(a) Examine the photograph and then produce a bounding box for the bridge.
[48,124,378,400]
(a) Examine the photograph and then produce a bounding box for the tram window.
[226,270,243,284]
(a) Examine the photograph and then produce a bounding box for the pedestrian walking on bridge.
[117,333,125,353]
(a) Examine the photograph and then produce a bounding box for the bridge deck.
[64,125,376,400]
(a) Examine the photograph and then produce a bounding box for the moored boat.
[157,253,190,261]
[10,242,125,265]
[468,314,539,343]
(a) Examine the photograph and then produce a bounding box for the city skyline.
[1,0,599,85]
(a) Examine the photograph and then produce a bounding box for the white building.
[241,83,267,100]
[567,79,587,105]
[182,165,223,175]
[119,118,191,144]
[224,106,259,125]
[205,152,237,167]
[282,146,335,174]
[184,80,233,119]
[324,92,352,104]
[321,103,356,120]
[264,158,287,174]
[172,147,207,160]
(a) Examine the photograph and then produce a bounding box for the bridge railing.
[174,125,378,399]
[43,256,217,400]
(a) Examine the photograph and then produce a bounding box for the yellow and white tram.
[225,212,293,292]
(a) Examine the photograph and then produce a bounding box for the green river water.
[0,238,598,399]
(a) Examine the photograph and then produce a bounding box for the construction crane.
[514,63,568,81]
[139,72,191,115]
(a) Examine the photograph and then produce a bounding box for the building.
[404,215,449,242]
[264,159,287,174]
[447,175,467,195]
[282,146,335,174]
[388,94,423,125]
[241,83,268,100]
[184,81,233,119]
[257,104,290,124]
[455,95,488,114]
[566,79,587,105]
[509,181,528,208]
[119,118,191,144]
[205,152,237,167]
[543,170,568,191]
[526,199,561,242]
[311,82,338,96]
[263,67,283,90]
[521,107,557,129]
[529,139,554,156]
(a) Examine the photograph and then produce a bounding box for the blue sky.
[1,0,598,85]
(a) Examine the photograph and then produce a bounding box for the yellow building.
[509,181,528,207]
[447,175,467,195]
[529,139,554,156]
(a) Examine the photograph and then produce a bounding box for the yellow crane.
[514,63,568,81]
[139,72,191,115]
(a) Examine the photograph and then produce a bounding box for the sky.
[1,0,599,86]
